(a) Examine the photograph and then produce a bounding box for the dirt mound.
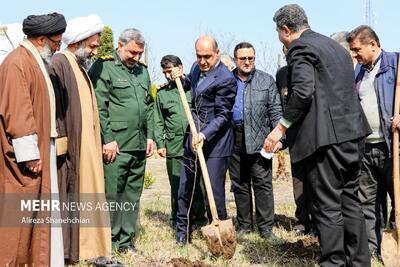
[280,237,320,259]
[168,258,211,267]
[201,220,236,259]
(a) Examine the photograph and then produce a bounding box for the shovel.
[381,56,400,267]
[175,78,236,259]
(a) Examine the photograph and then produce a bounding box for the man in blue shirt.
[229,42,283,239]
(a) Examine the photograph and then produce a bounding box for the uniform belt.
[234,123,244,130]
[233,120,243,127]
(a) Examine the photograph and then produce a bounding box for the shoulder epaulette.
[139,61,148,68]
[99,55,114,61]
[157,82,169,90]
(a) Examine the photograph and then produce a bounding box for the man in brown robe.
[50,14,112,263]
[0,13,66,267]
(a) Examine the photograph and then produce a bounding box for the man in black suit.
[264,4,371,267]
[276,46,314,237]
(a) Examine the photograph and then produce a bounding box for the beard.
[39,42,54,66]
[117,50,136,69]
[75,44,93,70]
[238,66,254,76]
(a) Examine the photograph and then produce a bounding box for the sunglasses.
[237,56,255,62]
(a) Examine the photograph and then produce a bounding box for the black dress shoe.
[237,227,253,235]
[118,245,138,255]
[307,227,319,238]
[92,256,124,267]
[259,229,277,240]
[170,220,177,230]
[176,235,189,246]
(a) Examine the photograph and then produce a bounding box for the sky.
[1,0,398,82]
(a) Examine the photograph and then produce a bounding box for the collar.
[64,48,77,60]
[114,49,139,73]
[201,60,221,76]
[113,49,122,66]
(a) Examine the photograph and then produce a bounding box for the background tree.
[145,43,162,84]
[96,26,114,58]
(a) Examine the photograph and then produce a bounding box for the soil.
[167,258,211,267]
[201,220,236,259]
[279,236,320,260]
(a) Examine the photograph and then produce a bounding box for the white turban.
[62,14,104,45]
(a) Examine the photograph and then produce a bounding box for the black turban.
[22,12,66,37]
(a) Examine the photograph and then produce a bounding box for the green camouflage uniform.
[154,81,207,228]
[89,50,154,250]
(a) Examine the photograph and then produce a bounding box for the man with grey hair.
[330,31,350,50]
[330,31,358,67]
[264,4,371,266]
[220,53,235,71]
[89,28,155,255]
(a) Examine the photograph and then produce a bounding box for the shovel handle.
[393,55,400,248]
[175,78,220,222]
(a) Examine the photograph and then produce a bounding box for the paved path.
[143,156,295,206]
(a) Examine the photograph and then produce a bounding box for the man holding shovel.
[170,35,237,246]
[347,25,399,257]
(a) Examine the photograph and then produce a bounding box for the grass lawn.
[74,196,384,267]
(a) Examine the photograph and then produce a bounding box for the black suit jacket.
[183,62,237,158]
[283,29,371,163]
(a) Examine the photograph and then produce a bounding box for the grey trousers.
[358,142,395,253]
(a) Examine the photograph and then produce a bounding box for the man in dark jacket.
[229,42,282,239]
[171,35,237,245]
[276,46,314,237]
[265,4,371,266]
[347,25,399,256]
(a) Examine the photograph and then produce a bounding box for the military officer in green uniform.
[89,28,155,254]
[154,55,207,230]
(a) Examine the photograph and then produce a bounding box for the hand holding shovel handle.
[174,78,220,224]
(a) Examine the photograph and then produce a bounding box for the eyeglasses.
[46,36,62,46]
[237,56,255,62]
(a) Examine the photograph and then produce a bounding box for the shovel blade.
[201,219,237,259]
[381,229,400,267]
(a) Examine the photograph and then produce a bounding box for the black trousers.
[229,125,274,232]
[358,142,395,253]
[176,154,229,239]
[291,162,313,229]
[300,139,370,267]
[166,156,206,228]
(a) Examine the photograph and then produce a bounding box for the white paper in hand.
[260,148,274,159]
